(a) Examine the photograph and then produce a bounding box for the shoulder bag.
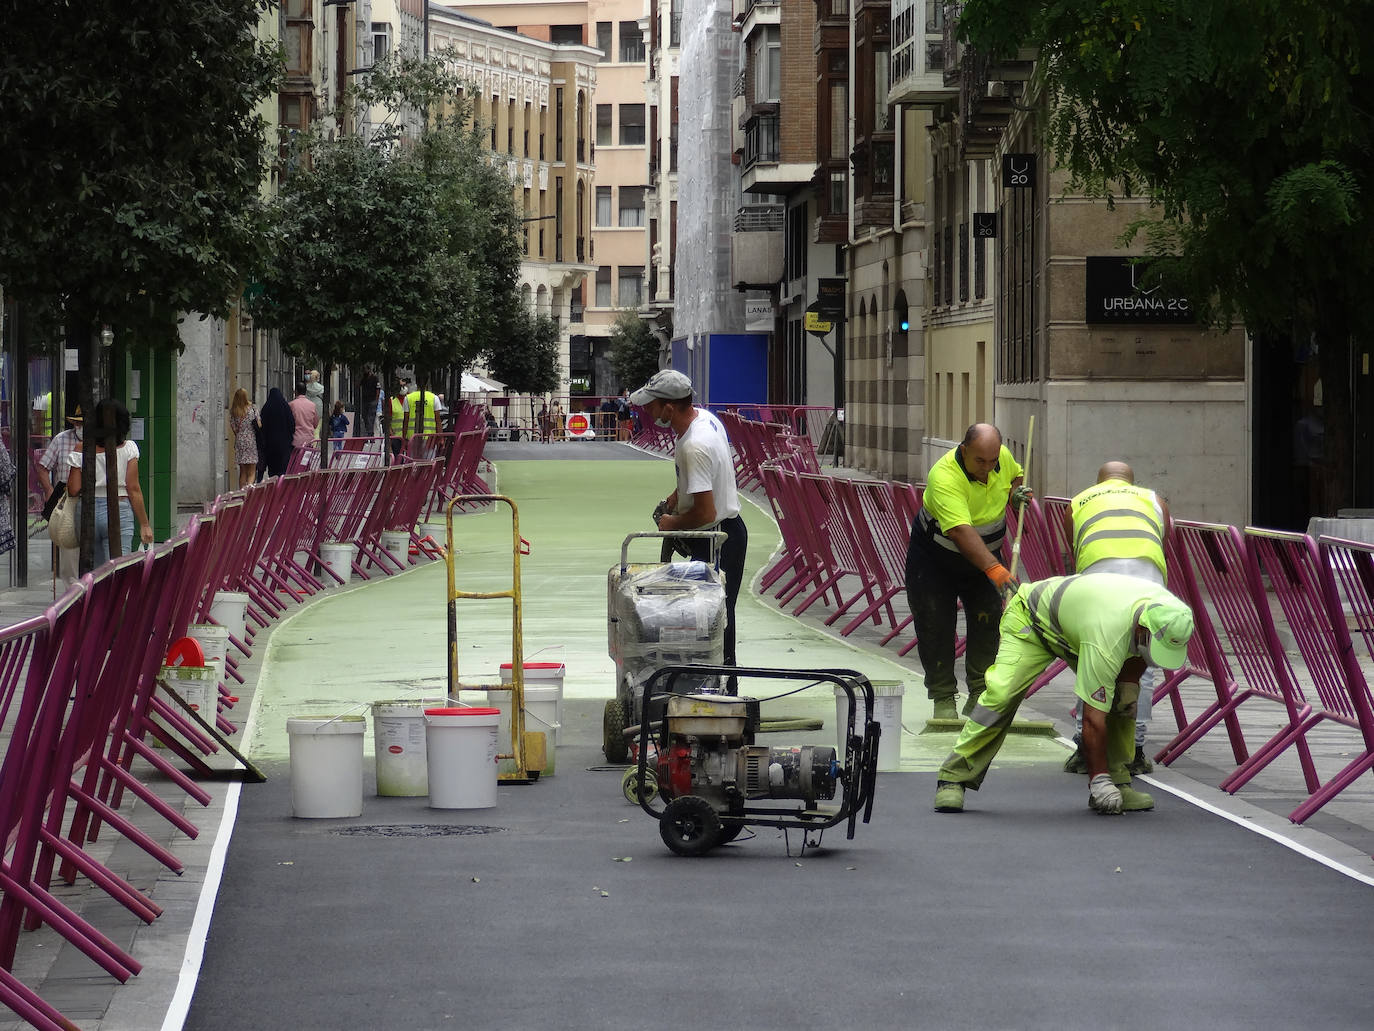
[47,491,79,550]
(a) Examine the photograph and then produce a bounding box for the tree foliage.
[486,309,560,394]
[0,1,280,340]
[608,310,661,391]
[960,0,1374,497]
[252,52,526,380]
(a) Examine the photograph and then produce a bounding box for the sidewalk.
[3,443,1373,1030]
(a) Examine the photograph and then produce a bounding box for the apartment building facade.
[644,0,683,354]
[451,0,652,398]
[430,6,599,399]
[918,3,1245,521]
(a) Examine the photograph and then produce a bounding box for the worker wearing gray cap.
[631,369,748,667]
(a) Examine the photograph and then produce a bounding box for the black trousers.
[686,514,748,666]
[904,529,1003,700]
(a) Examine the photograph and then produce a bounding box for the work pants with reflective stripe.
[938,595,1137,790]
[904,531,1003,701]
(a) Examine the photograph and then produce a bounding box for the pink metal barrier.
[0,461,441,1027]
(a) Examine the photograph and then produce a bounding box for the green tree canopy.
[960,0,1374,499]
[608,310,661,392]
[252,53,527,382]
[486,309,560,394]
[0,1,280,341]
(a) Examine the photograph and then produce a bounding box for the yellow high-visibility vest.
[1070,478,1166,578]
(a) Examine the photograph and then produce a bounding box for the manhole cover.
[333,824,506,838]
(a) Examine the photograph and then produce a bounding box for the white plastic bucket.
[209,591,249,643]
[372,700,428,796]
[498,662,565,746]
[287,715,366,818]
[493,685,561,777]
[425,707,500,809]
[835,680,905,773]
[161,664,217,719]
[320,541,357,583]
[380,530,410,569]
[187,623,229,688]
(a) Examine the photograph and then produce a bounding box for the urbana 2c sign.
[1084,256,1194,325]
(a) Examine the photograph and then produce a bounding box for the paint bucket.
[320,541,357,583]
[187,623,229,688]
[209,590,249,643]
[493,685,561,777]
[498,662,565,746]
[161,664,218,719]
[372,700,428,796]
[835,680,905,773]
[424,707,500,809]
[380,530,410,570]
[287,715,366,818]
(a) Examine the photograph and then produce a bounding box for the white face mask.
[654,415,672,429]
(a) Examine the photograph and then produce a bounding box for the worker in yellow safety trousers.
[1062,461,1172,776]
[904,423,1031,720]
[932,573,1194,815]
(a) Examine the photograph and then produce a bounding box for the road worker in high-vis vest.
[904,423,1031,721]
[932,573,1194,815]
[1061,461,1172,776]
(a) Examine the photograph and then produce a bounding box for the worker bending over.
[932,573,1194,815]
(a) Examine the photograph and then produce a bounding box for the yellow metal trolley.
[445,495,544,783]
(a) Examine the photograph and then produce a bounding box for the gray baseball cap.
[629,369,693,406]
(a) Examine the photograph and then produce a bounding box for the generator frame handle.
[634,664,880,839]
[619,530,727,573]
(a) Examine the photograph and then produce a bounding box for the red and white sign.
[566,413,595,439]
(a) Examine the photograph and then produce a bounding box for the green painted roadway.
[242,454,1065,772]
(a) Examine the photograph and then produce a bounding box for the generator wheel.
[660,796,721,856]
[603,698,629,763]
[621,766,659,805]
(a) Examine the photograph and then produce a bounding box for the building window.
[619,21,645,62]
[596,22,612,61]
[830,82,847,156]
[619,104,645,145]
[785,202,808,282]
[670,0,683,47]
[596,104,613,146]
[550,24,583,45]
[555,88,564,161]
[596,186,613,226]
[618,186,645,227]
[372,22,391,64]
[283,0,312,76]
[595,266,612,307]
[874,47,892,131]
[618,267,644,308]
[752,27,781,102]
[830,172,848,214]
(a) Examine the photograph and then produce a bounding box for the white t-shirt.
[674,408,739,523]
[68,440,139,498]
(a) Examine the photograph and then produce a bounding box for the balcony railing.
[734,203,785,232]
[744,115,780,168]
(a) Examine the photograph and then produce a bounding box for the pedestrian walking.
[258,387,294,479]
[904,423,1031,720]
[228,387,260,488]
[36,406,84,590]
[288,380,319,450]
[65,398,154,567]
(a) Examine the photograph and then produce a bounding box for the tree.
[252,53,528,391]
[1,2,280,570]
[608,310,661,391]
[250,134,449,376]
[960,0,1374,509]
[486,309,560,395]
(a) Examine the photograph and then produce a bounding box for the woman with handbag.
[228,387,260,488]
[65,398,154,567]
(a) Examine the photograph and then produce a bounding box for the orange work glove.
[985,562,1021,599]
